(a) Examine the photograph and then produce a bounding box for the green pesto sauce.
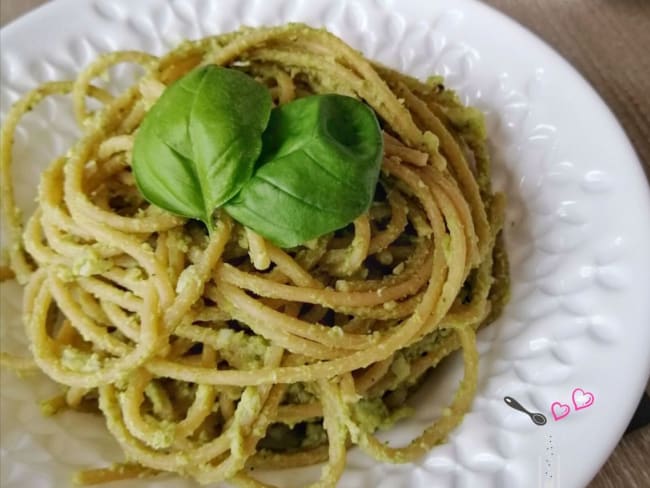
[351,397,414,433]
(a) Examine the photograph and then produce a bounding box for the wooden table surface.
[1,1,649,487]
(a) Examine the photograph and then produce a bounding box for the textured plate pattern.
[1,0,650,487]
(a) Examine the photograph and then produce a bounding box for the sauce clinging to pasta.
[0,24,509,487]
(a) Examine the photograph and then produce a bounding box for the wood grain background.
[1,1,649,487]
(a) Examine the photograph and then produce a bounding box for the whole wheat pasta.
[0,24,509,487]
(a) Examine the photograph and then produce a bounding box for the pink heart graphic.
[551,401,570,421]
[572,388,595,410]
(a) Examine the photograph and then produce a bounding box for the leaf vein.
[256,175,340,215]
[301,149,357,192]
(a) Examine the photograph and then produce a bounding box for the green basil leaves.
[225,95,383,247]
[133,66,383,246]
[132,66,272,230]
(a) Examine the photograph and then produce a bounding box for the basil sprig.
[133,67,383,246]
[132,66,272,231]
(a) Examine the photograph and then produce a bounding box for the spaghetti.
[0,24,509,487]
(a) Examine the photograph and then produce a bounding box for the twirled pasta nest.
[0,24,509,487]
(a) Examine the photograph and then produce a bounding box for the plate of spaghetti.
[1,1,649,487]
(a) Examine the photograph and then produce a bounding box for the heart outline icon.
[551,401,570,421]
[572,388,595,410]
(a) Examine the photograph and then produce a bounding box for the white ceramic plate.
[2,0,650,487]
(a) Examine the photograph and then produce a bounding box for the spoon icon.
[504,396,547,426]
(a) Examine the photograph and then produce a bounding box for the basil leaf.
[225,94,383,248]
[132,65,272,229]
